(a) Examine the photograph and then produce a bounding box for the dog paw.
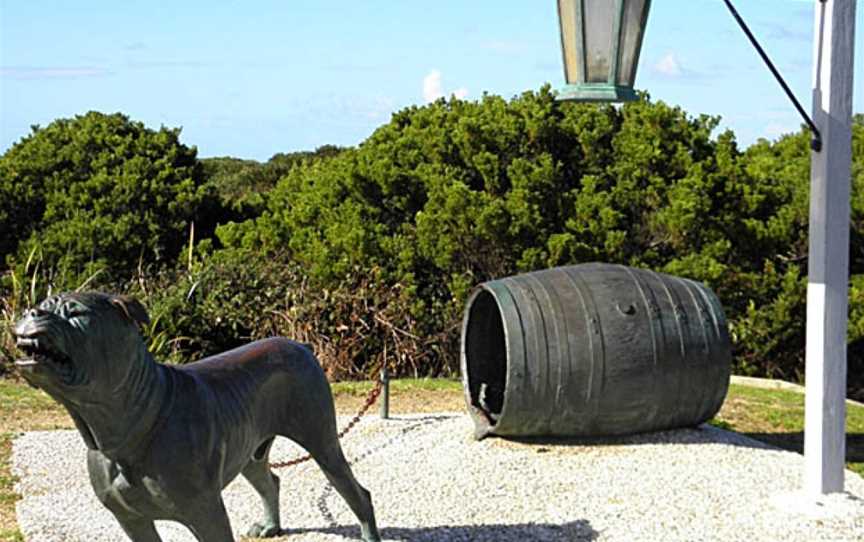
[246,522,281,538]
[361,526,382,542]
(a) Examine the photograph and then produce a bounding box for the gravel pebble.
[12,413,864,541]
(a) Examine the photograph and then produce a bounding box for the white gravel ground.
[12,413,864,542]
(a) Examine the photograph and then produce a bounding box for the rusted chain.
[270,375,384,469]
[316,415,452,527]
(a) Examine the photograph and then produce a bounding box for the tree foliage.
[3,97,864,394]
[201,145,344,222]
[0,112,214,282]
[212,89,864,384]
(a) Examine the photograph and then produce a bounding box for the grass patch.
[712,383,864,477]
[0,378,71,542]
[331,378,463,415]
[1,433,24,542]
[331,377,462,396]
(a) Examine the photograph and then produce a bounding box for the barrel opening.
[465,289,506,422]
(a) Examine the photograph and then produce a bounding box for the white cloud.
[423,69,443,102]
[649,52,708,82]
[422,69,468,103]
[654,53,682,77]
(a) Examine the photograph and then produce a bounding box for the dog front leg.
[182,497,236,542]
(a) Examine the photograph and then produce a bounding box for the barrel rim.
[460,283,513,439]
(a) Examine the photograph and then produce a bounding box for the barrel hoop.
[555,267,592,408]
[496,280,528,427]
[524,272,567,425]
[621,265,660,369]
[675,277,711,356]
[652,270,686,359]
[518,274,553,428]
[503,277,539,418]
[548,270,575,417]
[691,280,731,419]
[692,280,724,338]
[648,269,687,425]
[564,266,606,402]
[524,274,554,421]
[676,277,711,422]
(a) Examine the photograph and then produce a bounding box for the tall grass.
[1,247,44,375]
[0,248,108,375]
[0,231,204,373]
[0,236,457,380]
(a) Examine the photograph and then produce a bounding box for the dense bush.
[0,112,218,285]
[202,145,344,222]
[214,88,827,378]
[213,91,864,387]
[2,97,863,395]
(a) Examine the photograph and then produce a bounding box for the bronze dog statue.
[13,292,381,541]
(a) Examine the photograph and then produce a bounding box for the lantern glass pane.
[558,0,581,84]
[583,0,616,83]
[617,0,650,85]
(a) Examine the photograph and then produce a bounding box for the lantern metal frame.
[556,0,651,102]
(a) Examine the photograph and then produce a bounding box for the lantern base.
[555,84,638,103]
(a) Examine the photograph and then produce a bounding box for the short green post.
[379,366,390,420]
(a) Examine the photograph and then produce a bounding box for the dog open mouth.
[15,336,76,383]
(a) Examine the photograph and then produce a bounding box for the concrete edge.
[730,375,864,408]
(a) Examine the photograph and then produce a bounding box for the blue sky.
[1,0,862,160]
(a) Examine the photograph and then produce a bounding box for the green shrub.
[0,112,217,286]
[3,99,864,393]
[201,145,344,222]
[211,91,864,390]
[214,90,744,374]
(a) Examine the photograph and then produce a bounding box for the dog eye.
[64,303,86,317]
[39,297,60,311]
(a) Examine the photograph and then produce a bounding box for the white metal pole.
[804,0,856,496]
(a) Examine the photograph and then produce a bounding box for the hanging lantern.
[556,0,652,102]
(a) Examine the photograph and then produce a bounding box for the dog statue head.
[13,292,150,403]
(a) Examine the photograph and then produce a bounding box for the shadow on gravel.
[491,426,864,467]
[488,424,773,450]
[286,519,597,541]
[739,431,864,462]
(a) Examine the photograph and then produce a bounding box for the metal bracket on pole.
[722,0,824,152]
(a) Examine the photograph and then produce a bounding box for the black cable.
[722,0,823,152]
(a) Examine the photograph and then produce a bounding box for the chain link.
[270,376,384,469]
[315,415,452,526]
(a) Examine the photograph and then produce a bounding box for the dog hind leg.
[115,516,163,542]
[241,438,282,538]
[182,497,235,542]
[309,442,380,542]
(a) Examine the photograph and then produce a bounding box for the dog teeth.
[16,337,37,349]
[15,337,70,366]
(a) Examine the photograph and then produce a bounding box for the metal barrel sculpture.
[460,263,731,439]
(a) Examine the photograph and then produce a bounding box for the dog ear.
[110,295,151,328]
